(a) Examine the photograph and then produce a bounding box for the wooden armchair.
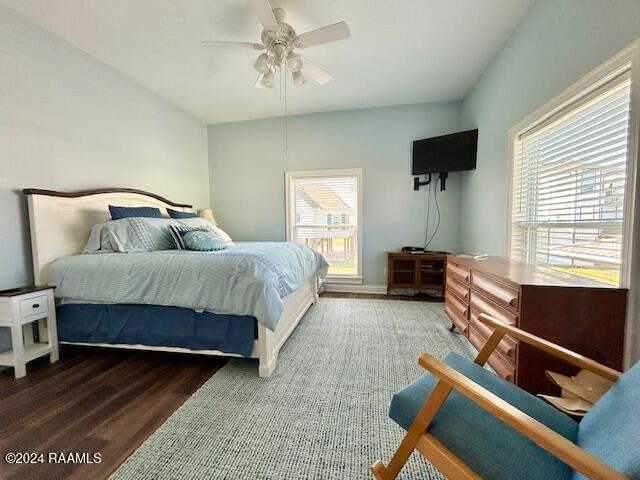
[371,314,638,480]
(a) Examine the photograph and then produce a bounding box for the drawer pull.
[32,304,40,309]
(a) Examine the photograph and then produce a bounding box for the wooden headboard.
[22,188,193,284]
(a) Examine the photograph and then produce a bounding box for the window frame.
[285,168,364,284]
[506,41,640,290]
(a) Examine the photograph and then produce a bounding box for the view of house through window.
[510,71,632,286]
[286,170,361,278]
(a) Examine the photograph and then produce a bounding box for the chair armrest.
[419,353,628,480]
[477,314,622,382]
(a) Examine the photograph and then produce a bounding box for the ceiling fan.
[202,0,350,88]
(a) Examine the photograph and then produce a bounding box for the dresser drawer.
[445,289,469,319]
[470,308,518,363]
[468,325,516,383]
[486,351,516,384]
[19,295,48,319]
[471,270,519,311]
[446,274,470,302]
[447,261,470,284]
[445,303,468,335]
[469,291,517,326]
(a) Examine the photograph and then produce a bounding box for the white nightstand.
[0,286,59,378]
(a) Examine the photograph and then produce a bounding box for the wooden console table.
[387,252,447,296]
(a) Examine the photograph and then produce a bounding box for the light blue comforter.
[48,242,329,331]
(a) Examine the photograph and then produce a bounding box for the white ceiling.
[3,0,533,124]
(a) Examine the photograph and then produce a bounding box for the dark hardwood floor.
[0,292,436,480]
[0,346,226,480]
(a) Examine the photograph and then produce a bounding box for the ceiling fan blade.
[202,41,265,50]
[301,56,332,85]
[250,0,279,31]
[295,21,350,49]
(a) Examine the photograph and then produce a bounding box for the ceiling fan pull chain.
[284,66,288,160]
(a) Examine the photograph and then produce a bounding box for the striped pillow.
[168,225,200,250]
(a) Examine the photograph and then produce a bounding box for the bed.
[23,188,328,377]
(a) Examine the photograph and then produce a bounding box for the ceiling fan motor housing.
[259,13,302,72]
[261,22,296,56]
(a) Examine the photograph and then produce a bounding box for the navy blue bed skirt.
[56,304,258,357]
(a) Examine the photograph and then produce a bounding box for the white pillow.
[177,217,234,244]
[83,222,115,253]
[83,218,180,253]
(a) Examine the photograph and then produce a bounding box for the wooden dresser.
[445,255,627,394]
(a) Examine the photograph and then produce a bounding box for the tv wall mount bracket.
[414,172,448,191]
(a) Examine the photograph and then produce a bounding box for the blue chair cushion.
[572,361,640,480]
[389,352,579,480]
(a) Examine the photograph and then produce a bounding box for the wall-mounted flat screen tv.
[412,129,478,175]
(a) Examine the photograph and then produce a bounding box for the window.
[509,69,633,286]
[286,169,362,281]
[326,213,342,225]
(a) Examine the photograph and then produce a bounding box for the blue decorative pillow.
[167,208,198,219]
[168,225,201,250]
[183,230,226,251]
[109,205,163,220]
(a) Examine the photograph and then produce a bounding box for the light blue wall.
[208,102,463,286]
[458,0,640,364]
[0,7,209,352]
[458,0,640,255]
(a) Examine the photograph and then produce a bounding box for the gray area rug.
[111,298,476,480]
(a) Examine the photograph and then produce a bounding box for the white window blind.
[510,72,632,286]
[286,170,361,277]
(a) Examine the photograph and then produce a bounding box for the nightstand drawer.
[20,295,49,318]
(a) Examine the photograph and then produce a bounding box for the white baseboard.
[323,283,388,294]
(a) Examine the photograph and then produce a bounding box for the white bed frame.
[23,188,318,378]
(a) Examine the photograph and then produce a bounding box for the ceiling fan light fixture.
[273,44,288,67]
[292,71,306,86]
[202,3,350,89]
[286,53,303,72]
[260,69,275,88]
[253,53,271,73]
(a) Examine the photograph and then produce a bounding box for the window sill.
[325,275,364,285]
